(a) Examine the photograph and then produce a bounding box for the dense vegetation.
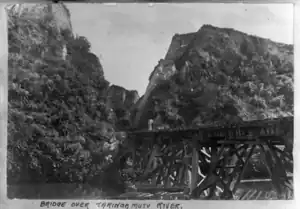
[137,25,293,130]
[7,5,129,196]
[6,5,293,199]
[134,25,294,185]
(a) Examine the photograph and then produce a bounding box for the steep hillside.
[6,3,131,196]
[134,25,293,130]
[6,4,293,199]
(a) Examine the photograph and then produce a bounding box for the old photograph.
[6,2,293,200]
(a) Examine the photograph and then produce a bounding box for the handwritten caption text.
[40,201,183,209]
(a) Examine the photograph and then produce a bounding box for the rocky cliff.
[134,25,293,130]
[6,3,72,32]
[107,85,139,110]
[106,85,139,130]
[6,3,72,61]
[6,3,129,193]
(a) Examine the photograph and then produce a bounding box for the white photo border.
[0,1,299,209]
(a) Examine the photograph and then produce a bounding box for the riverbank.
[7,181,293,200]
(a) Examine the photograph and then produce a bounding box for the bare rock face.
[133,59,177,129]
[106,85,139,110]
[6,3,73,61]
[134,24,294,130]
[106,85,140,130]
[107,85,127,110]
[6,3,72,32]
[125,90,140,109]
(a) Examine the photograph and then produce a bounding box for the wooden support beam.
[190,133,200,193]
[156,166,164,186]
[186,167,192,190]
[200,148,211,158]
[257,144,288,196]
[151,173,157,186]
[164,162,173,187]
[178,165,185,186]
[132,138,136,167]
[266,141,288,178]
[232,144,256,194]
[172,164,181,187]
[225,145,249,190]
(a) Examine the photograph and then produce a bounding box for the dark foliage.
[6,6,125,190]
[137,25,294,129]
[133,25,294,187]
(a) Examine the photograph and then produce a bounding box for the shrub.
[249,96,267,109]
[269,95,285,108]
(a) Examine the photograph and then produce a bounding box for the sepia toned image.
[5,2,294,201]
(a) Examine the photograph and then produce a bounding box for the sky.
[66,3,293,95]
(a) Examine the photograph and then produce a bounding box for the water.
[7,181,293,200]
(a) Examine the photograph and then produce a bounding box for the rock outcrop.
[133,59,176,128]
[134,25,293,130]
[6,3,72,32]
[106,85,139,111]
[6,3,72,60]
[106,85,139,130]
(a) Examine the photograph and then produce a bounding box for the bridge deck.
[127,116,293,145]
[129,116,293,133]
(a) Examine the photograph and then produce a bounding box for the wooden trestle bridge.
[122,116,293,199]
